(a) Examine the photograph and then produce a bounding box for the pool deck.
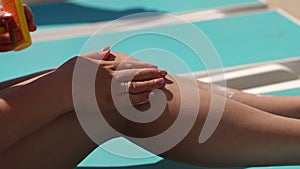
[267,0,300,20]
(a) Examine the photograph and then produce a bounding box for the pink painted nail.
[101,46,110,52]
[159,70,167,76]
[1,13,12,22]
[149,64,158,68]
[155,78,165,85]
[147,92,155,100]
[100,46,110,60]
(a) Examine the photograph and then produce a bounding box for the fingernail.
[159,70,167,76]
[100,46,110,60]
[101,46,110,52]
[147,92,155,100]
[155,78,165,85]
[149,64,158,68]
[1,13,12,22]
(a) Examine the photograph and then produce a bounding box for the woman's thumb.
[0,12,12,23]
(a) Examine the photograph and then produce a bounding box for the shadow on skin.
[29,2,161,26]
[100,77,175,138]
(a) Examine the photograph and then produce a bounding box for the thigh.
[0,112,97,169]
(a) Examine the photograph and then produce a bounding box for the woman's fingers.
[100,60,158,70]
[0,43,13,52]
[129,91,154,105]
[0,18,12,51]
[0,27,13,52]
[115,91,154,106]
[127,78,165,94]
[114,68,167,82]
[132,69,167,81]
[0,11,12,23]
[113,68,167,95]
[113,77,165,95]
[1,5,36,32]
[0,12,11,35]
[0,11,11,50]
[23,4,34,21]
[23,4,37,32]
[0,32,11,44]
[0,4,36,52]
[117,61,158,70]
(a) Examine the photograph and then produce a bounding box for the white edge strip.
[277,9,300,26]
[179,58,300,94]
[244,79,300,94]
[197,64,297,83]
[180,56,300,79]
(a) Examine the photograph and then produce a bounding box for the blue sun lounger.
[0,0,300,168]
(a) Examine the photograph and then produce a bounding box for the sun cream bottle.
[1,0,32,51]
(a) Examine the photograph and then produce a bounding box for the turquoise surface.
[78,138,162,167]
[1,8,300,169]
[1,11,300,81]
[30,0,260,30]
[72,0,260,13]
[265,88,300,96]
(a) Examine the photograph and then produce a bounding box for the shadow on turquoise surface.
[30,2,159,26]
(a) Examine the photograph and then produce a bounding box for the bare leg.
[2,52,300,168]
[126,75,300,167]
[110,52,300,119]
[106,52,300,167]
[197,80,300,118]
[0,112,98,169]
[0,69,96,168]
[3,75,300,168]
[0,69,54,91]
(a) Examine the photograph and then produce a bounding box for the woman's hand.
[58,48,167,113]
[95,58,167,110]
[0,4,37,52]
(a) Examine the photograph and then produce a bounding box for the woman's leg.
[117,74,300,167]
[107,52,300,166]
[197,80,300,118]
[3,74,300,168]
[111,51,300,119]
[3,51,300,168]
[0,111,98,169]
[0,69,54,91]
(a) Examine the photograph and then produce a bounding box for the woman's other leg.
[0,112,99,169]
